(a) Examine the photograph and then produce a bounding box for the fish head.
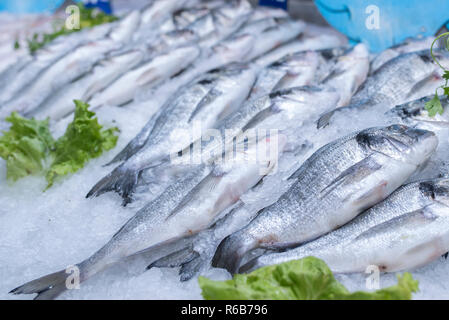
[419,179,449,212]
[388,95,449,129]
[357,125,438,166]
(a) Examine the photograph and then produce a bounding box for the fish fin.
[147,246,198,269]
[9,269,68,300]
[127,235,196,268]
[242,104,281,132]
[179,254,208,282]
[212,233,255,274]
[354,208,437,242]
[239,257,261,274]
[136,67,159,86]
[319,156,382,199]
[86,163,141,205]
[165,171,222,220]
[188,88,222,123]
[316,109,336,129]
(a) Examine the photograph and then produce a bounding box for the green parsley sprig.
[426,33,449,116]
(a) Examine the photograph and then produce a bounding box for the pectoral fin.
[319,156,382,200]
[188,88,222,123]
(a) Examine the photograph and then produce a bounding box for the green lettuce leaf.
[0,113,54,181]
[199,257,418,300]
[45,100,118,188]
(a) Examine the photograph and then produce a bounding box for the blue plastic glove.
[315,0,449,52]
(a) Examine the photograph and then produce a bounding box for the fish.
[321,43,370,107]
[387,95,449,130]
[31,50,145,121]
[243,18,306,62]
[248,51,322,101]
[88,45,201,108]
[241,179,449,274]
[0,22,114,106]
[317,50,449,129]
[211,125,438,273]
[100,34,256,168]
[10,133,285,300]
[370,37,436,74]
[254,26,348,68]
[87,86,340,203]
[87,63,257,203]
[0,11,141,119]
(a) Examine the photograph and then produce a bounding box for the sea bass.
[88,45,201,108]
[87,63,257,203]
[0,22,114,105]
[10,134,285,300]
[87,86,340,203]
[321,43,370,107]
[97,34,256,168]
[212,125,438,273]
[31,50,145,121]
[0,11,141,119]
[241,179,449,274]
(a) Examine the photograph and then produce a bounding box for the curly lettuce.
[0,101,118,189]
[199,257,419,300]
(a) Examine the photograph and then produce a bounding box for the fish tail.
[179,254,209,282]
[86,163,140,206]
[9,269,71,300]
[212,233,256,274]
[147,247,199,270]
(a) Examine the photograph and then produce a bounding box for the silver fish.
[87,63,257,203]
[87,86,340,203]
[244,18,306,62]
[255,28,348,68]
[0,11,141,119]
[10,134,284,300]
[371,37,436,74]
[248,51,322,101]
[317,50,448,129]
[321,43,370,107]
[387,95,449,130]
[0,22,114,106]
[88,45,201,108]
[100,34,256,169]
[242,179,449,274]
[212,125,438,273]
[31,50,145,121]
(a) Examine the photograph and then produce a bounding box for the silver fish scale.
[351,51,436,106]
[245,133,366,244]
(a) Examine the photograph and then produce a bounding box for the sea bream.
[241,179,449,274]
[317,50,449,128]
[212,125,438,273]
[320,43,370,107]
[87,86,340,203]
[10,133,285,300]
